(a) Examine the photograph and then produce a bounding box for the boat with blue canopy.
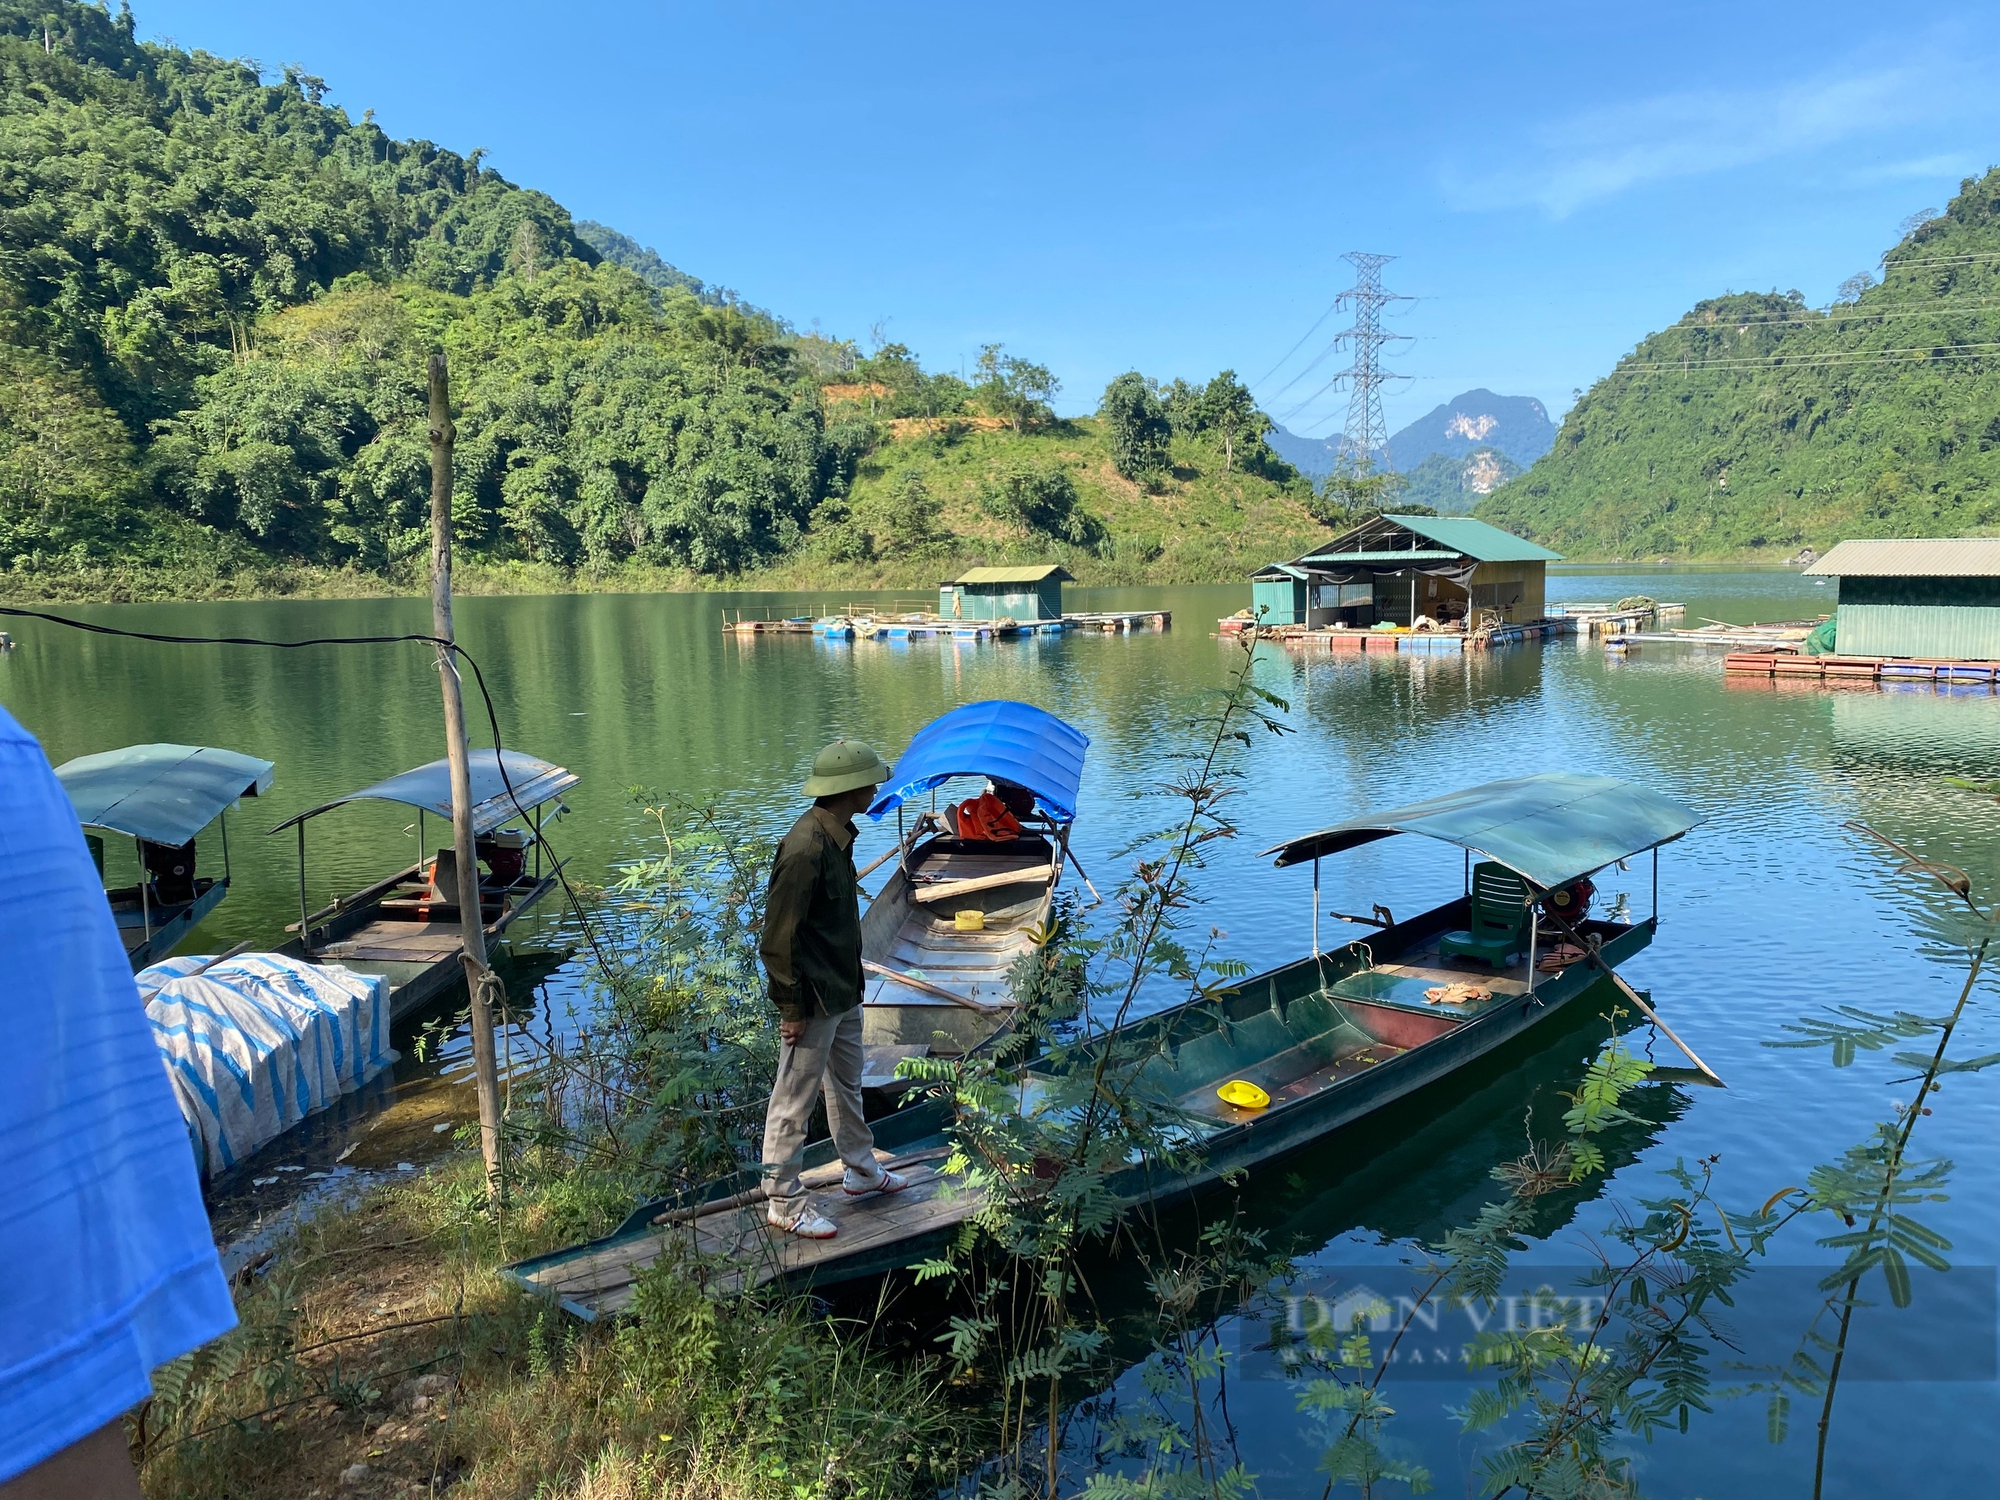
[269,749,578,1019]
[55,743,275,970]
[855,699,1091,1081]
[504,771,1705,1316]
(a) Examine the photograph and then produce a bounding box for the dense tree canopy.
[0,0,1311,589]
[1480,166,2000,556]
[1098,372,1171,481]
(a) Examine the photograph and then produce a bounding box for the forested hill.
[0,0,1319,598]
[1479,168,2000,558]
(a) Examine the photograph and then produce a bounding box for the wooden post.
[428,352,505,1203]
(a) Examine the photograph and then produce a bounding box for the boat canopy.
[1262,772,1701,891]
[269,750,578,838]
[868,700,1090,822]
[57,744,275,846]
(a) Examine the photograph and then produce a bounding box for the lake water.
[3,570,1995,1496]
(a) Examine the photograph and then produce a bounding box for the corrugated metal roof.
[1805,539,2000,577]
[1297,514,1561,567]
[946,565,1074,585]
[1385,515,1564,563]
[1294,549,1464,566]
[57,744,275,845]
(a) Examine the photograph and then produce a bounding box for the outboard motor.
[477,828,528,887]
[140,837,198,904]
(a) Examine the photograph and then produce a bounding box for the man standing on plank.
[759,738,910,1238]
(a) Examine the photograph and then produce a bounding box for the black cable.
[0,604,625,990]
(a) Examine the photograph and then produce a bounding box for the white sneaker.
[766,1195,838,1239]
[842,1165,910,1196]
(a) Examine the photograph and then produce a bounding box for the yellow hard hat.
[1216,1079,1270,1110]
[802,738,892,797]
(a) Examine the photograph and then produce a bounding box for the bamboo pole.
[1542,905,1724,1087]
[429,352,505,1202]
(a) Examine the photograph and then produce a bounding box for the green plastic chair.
[1439,862,1533,968]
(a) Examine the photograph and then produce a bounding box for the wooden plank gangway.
[507,1137,976,1318]
[1723,652,2000,688]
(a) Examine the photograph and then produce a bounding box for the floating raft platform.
[1552,601,1688,634]
[1722,651,2000,688]
[1222,618,1574,652]
[1063,609,1171,633]
[731,611,1169,642]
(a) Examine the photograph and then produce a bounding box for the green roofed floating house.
[1239,514,1565,651]
[1724,537,2000,685]
[1803,539,2000,660]
[939,564,1073,623]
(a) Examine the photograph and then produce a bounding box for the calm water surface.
[2,569,1995,1497]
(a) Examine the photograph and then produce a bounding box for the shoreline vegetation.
[4,545,1814,609]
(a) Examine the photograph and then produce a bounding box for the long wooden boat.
[856,700,1090,1090]
[270,749,578,1021]
[505,772,1701,1319]
[55,743,276,971]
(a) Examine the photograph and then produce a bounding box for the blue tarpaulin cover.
[270,750,577,837]
[56,744,274,846]
[1262,772,1701,891]
[868,700,1090,822]
[139,953,393,1177]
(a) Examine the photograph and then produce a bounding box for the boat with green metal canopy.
[55,743,275,970]
[270,749,578,1021]
[503,772,1701,1317]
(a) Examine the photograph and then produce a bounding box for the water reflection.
[3,573,1996,1494]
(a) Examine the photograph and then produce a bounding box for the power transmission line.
[1882,251,2000,269]
[1263,340,1342,405]
[1609,341,2000,374]
[1250,301,1340,391]
[1646,299,2000,331]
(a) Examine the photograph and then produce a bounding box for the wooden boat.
[55,743,275,970]
[856,700,1090,1090]
[270,749,578,1021]
[505,772,1700,1319]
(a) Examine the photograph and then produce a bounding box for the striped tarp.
[138,954,394,1177]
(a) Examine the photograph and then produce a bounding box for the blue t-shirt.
[0,705,236,1479]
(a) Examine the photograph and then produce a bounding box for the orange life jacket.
[955,792,1022,842]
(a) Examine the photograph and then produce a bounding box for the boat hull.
[1092,916,1655,1209]
[504,898,1658,1314]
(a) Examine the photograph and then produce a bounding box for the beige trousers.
[760,1004,878,1200]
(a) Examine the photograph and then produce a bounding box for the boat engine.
[1540,876,1594,923]
[140,837,198,904]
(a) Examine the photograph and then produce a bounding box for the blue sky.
[140,1,2000,433]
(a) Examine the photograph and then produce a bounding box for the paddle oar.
[1539,907,1725,1088]
[862,959,1007,1015]
[855,844,902,881]
[1057,826,1103,907]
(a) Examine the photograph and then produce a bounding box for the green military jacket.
[760,804,865,1023]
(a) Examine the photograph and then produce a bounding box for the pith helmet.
[802,738,891,798]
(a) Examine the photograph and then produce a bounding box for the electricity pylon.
[1331,252,1411,475]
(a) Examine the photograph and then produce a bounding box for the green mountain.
[0,0,1318,598]
[1396,446,1521,515]
[1478,168,2000,558]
